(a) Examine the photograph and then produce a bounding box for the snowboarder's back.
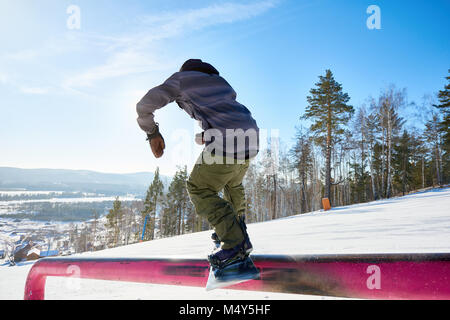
[136,59,259,160]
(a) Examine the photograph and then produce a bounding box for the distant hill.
[0,167,170,196]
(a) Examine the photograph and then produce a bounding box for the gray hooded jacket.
[136,66,259,159]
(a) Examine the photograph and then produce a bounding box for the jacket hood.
[180,59,219,75]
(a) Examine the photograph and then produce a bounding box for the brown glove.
[147,125,165,158]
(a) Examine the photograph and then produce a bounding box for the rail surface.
[24,253,450,300]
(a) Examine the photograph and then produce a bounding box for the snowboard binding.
[206,215,259,291]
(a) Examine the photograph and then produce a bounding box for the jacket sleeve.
[136,73,180,133]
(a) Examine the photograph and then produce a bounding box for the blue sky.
[0,0,449,175]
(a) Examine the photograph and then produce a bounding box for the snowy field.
[1,187,449,300]
[0,191,66,196]
[0,190,137,217]
[0,196,136,205]
[0,196,137,215]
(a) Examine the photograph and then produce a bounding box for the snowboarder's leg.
[222,161,253,254]
[186,155,245,250]
[223,160,249,218]
[210,163,248,249]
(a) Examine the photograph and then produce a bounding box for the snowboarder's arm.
[136,73,180,134]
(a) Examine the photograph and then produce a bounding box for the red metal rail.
[24,253,450,300]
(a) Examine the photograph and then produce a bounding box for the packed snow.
[1,187,449,300]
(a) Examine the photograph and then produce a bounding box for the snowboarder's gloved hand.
[146,124,165,158]
[195,132,205,145]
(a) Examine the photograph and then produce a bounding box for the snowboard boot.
[208,215,253,269]
[238,215,253,255]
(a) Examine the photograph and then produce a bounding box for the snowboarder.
[136,59,259,285]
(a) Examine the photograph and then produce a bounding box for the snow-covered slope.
[1,187,449,300]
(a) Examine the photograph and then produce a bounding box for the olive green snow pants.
[186,154,250,250]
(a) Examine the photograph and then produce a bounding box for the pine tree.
[106,197,123,247]
[434,70,450,182]
[159,204,175,237]
[141,168,164,241]
[424,113,443,186]
[291,127,313,213]
[303,69,354,204]
[160,166,191,236]
[91,210,98,250]
[409,129,428,190]
[393,130,413,195]
[174,167,190,235]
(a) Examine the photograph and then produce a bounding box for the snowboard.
[206,256,260,291]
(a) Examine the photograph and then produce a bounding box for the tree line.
[97,167,209,249]
[244,69,449,222]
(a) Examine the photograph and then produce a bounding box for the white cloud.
[19,86,50,95]
[0,72,52,95]
[62,49,171,89]
[63,1,278,89]
[1,35,82,62]
[137,0,278,43]
[2,49,39,61]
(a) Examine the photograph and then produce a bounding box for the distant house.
[26,248,40,261]
[13,242,32,262]
[39,250,59,257]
